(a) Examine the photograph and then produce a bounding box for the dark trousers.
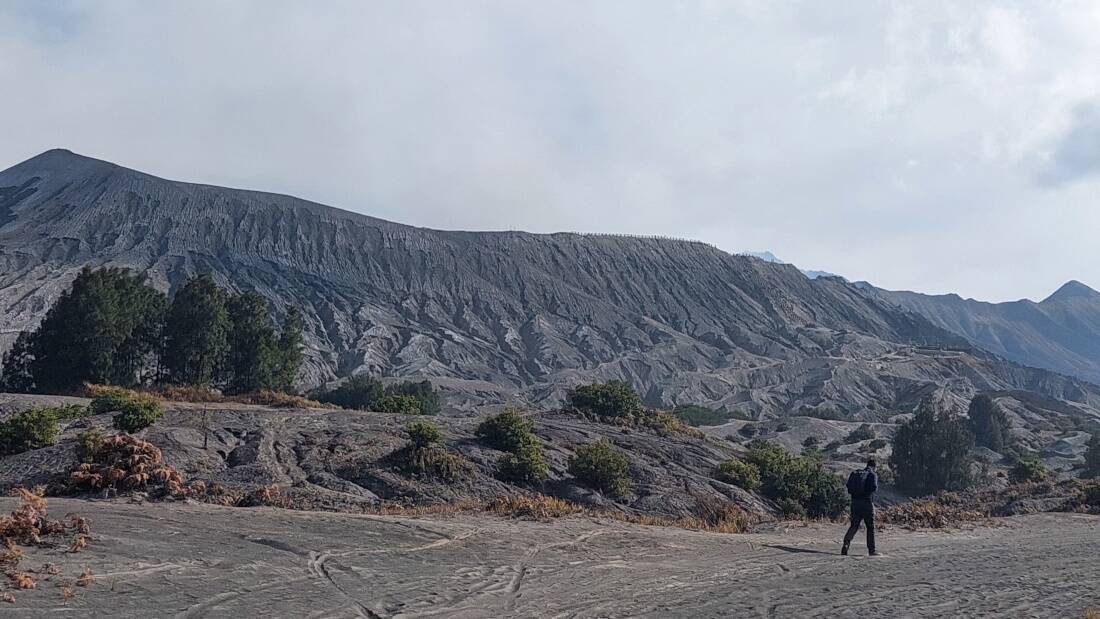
[843,501,875,553]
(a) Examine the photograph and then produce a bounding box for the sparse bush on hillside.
[1009,457,1048,484]
[476,409,537,451]
[405,420,442,449]
[744,440,847,518]
[374,394,422,415]
[673,404,745,427]
[845,424,875,444]
[567,381,643,418]
[568,439,632,500]
[497,443,549,485]
[75,428,105,464]
[861,438,888,452]
[715,458,762,492]
[891,401,974,496]
[774,421,790,433]
[738,424,759,439]
[91,388,163,433]
[0,409,61,455]
[802,436,820,449]
[312,375,385,409]
[313,376,440,414]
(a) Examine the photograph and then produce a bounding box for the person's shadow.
[762,544,835,555]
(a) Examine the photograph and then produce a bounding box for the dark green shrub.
[715,458,761,491]
[673,404,742,427]
[774,421,790,433]
[76,428,105,463]
[0,408,61,455]
[385,380,440,416]
[313,375,385,409]
[567,381,643,418]
[1009,457,1048,484]
[48,404,89,421]
[374,394,422,415]
[568,439,632,499]
[890,401,974,496]
[744,440,847,518]
[738,424,759,439]
[92,388,163,432]
[497,443,549,485]
[802,436,820,449]
[845,424,875,444]
[405,420,442,449]
[866,438,888,450]
[476,409,537,451]
[967,394,1012,452]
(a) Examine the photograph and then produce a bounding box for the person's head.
[866,458,877,469]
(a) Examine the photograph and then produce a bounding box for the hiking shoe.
[868,551,878,557]
[841,544,849,556]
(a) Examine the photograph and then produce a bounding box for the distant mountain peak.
[1042,280,1099,304]
[742,250,841,280]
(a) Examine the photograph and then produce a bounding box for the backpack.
[846,469,872,497]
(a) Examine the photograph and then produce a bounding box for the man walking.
[842,458,878,556]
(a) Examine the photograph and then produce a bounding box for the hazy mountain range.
[3,149,1100,422]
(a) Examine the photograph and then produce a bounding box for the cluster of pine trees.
[0,268,303,395]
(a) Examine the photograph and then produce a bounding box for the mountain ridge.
[3,149,1100,420]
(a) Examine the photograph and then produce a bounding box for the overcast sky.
[2,1,1099,302]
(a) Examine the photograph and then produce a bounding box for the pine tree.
[276,307,304,392]
[967,394,1012,452]
[0,331,35,393]
[225,291,279,394]
[29,267,165,391]
[161,274,230,386]
[891,399,975,496]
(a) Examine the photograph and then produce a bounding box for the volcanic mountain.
[3,149,1100,419]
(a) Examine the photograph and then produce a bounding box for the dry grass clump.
[234,390,329,409]
[84,382,332,409]
[485,495,585,520]
[68,434,186,494]
[0,489,93,602]
[879,493,987,529]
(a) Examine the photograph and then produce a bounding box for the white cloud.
[0,0,1099,301]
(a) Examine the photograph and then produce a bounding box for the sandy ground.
[3,498,1098,618]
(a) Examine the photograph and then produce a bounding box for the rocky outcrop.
[3,149,1100,420]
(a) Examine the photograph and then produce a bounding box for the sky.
[1,1,1099,302]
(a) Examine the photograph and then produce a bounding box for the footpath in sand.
[5,498,1099,618]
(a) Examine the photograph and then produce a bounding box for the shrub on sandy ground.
[0,409,61,455]
[374,394,422,415]
[890,401,974,496]
[1009,457,1048,484]
[68,433,185,493]
[312,377,440,414]
[844,424,875,444]
[0,489,92,601]
[75,428,105,464]
[486,495,584,520]
[1082,434,1100,479]
[476,409,537,451]
[405,420,442,449]
[568,439,632,500]
[715,458,762,491]
[878,493,987,529]
[567,381,643,418]
[89,387,163,432]
[497,443,549,485]
[743,440,847,518]
[673,404,745,427]
[236,390,326,409]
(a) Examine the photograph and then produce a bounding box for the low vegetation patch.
[1008,457,1048,484]
[715,458,762,492]
[742,440,847,518]
[0,409,61,456]
[879,493,987,529]
[396,420,470,481]
[567,381,643,418]
[0,489,93,602]
[497,443,549,485]
[672,404,746,427]
[312,376,440,414]
[95,389,163,433]
[844,423,876,444]
[568,439,632,500]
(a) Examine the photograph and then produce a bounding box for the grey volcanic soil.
[6,498,1099,618]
